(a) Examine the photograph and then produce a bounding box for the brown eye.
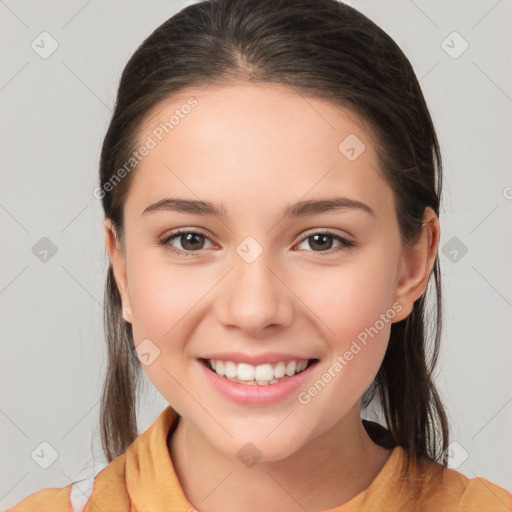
[176,232,206,251]
[159,230,214,257]
[307,234,334,251]
[296,231,355,254]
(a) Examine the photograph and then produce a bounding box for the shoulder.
[369,444,512,511]
[364,425,512,510]
[4,465,106,512]
[3,482,75,512]
[457,474,512,511]
[413,458,512,511]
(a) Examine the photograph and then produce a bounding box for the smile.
[206,358,316,385]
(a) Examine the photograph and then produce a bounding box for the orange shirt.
[5,405,512,512]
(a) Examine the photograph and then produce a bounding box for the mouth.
[199,357,319,386]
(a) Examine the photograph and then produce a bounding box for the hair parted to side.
[98,0,449,472]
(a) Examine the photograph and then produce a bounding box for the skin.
[104,81,440,512]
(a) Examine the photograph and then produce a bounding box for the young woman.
[7,0,511,510]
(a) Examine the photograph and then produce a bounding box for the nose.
[215,246,294,336]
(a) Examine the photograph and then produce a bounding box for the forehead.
[125,81,393,220]
[138,81,376,148]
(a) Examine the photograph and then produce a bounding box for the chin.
[219,428,312,465]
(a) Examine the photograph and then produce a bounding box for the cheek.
[294,255,398,408]
[125,259,194,407]
[299,257,397,343]
[126,257,222,395]
[125,257,194,382]
[127,255,203,338]
[297,268,394,426]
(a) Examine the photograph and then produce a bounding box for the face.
[105,81,437,462]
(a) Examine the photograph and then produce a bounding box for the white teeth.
[254,363,274,381]
[208,358,311,384]
[297,360,308,372]
[285,361,297,376]
[237,363,255,381]
[273,361,286,378]
[216,360,225,376]
[225,361,237,378]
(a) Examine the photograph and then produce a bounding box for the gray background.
[1,0,511,507]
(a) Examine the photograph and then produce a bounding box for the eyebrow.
[142,196,375,219]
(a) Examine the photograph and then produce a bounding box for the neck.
[168,405,392,512]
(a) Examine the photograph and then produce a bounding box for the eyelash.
[158,229,355,258]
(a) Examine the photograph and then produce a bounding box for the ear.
[392,207,440,322]
[104,218,132,323]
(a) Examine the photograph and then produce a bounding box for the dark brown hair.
[98,0,449,473]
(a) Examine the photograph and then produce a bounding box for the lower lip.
[198,359,318,405]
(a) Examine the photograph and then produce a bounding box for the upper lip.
[200,352,317,366]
